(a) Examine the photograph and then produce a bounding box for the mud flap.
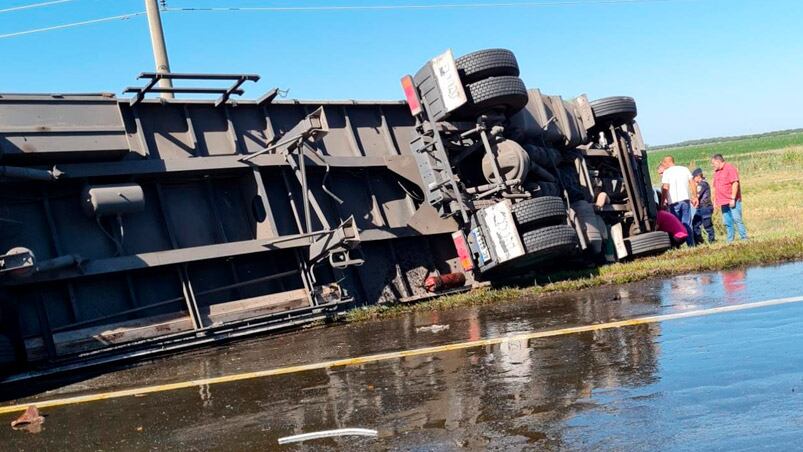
[567,208,588,251]
[610,223,628,260]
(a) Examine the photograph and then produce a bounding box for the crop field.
[648,130,803,170]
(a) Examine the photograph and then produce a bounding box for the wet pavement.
[2,261,803,450]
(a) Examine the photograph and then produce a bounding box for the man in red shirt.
[711,154,748,242]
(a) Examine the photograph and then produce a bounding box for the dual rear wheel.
[452,49,528,119]
[494,197,579,273]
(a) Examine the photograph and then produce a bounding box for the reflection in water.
[659,268,757,310]
[662,275,713,310]
[721,269,747,302]
[244,291,664,449]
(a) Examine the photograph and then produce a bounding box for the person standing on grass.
[660,156,697,246]
[691,167,715,244]
[711,154,748,242]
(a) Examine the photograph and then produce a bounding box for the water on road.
[2,261,803,450]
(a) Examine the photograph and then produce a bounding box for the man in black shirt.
[692,168,716,244]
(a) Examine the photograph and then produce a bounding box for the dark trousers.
[693,206,715,244]
[669,200,694,246]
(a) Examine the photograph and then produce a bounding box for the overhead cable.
[0,0,699,40]
[0,12,145,39]
[163,0,689,13]
[0,0,77,14]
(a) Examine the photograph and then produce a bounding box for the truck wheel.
[458,76,528,118]
[0,334,15,366]
[531,181,561,198]
[590,96,637,127]
[512,196,566,232]
[626,231,671,256]
[456,49,520,84]
[522,224,579,260]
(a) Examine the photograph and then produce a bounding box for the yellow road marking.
[2,295,802,416]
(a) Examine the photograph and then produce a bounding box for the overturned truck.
[403,49,669,278]
[0,49,669,378]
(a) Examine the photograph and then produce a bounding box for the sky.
[1,0,802,145]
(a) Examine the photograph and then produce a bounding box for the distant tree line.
[647,128,803,151]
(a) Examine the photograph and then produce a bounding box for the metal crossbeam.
[124,72,260,106]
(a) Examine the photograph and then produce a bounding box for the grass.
[344,137,803,323]
[347,236,803,322]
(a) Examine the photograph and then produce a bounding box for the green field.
[648,130,803,169]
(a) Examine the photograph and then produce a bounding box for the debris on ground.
[277,428,378,444]
[416,324,450,333]
[10,406,44,433]
[424,273,467,293]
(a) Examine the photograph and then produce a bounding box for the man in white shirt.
[660,156,698,246]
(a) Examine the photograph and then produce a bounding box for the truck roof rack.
[0,93,116,99]
[124,72,260,107]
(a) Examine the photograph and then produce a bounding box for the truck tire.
[522,224,579,259]
[626,231,671,256]
[530,162,557,183]
[590,96,637,127]
[512,196,566,231]
[458,76,528,118]
[0,334,15,366]
[456,49,520,84]
[531,181,561,198]
[523,145,562,169]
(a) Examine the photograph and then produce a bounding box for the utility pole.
[144,0,173,99]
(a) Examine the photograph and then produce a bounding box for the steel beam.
[53,154,400,179]
[2,226,442,286]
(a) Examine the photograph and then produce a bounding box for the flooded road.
[2,261,803,450]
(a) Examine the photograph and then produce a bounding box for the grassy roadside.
[347,236,803,322]
[346,143,803,323]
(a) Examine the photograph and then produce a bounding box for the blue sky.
[1,0,802,144]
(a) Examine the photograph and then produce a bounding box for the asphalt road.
[2,261,803,451]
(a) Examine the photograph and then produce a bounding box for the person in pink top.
[656,209,689,247]
[711,154,748,242]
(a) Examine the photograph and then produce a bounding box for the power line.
[0,0,76,14]
[0,0,698,40]
[0,12,145,39]
[163,0,690,13]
